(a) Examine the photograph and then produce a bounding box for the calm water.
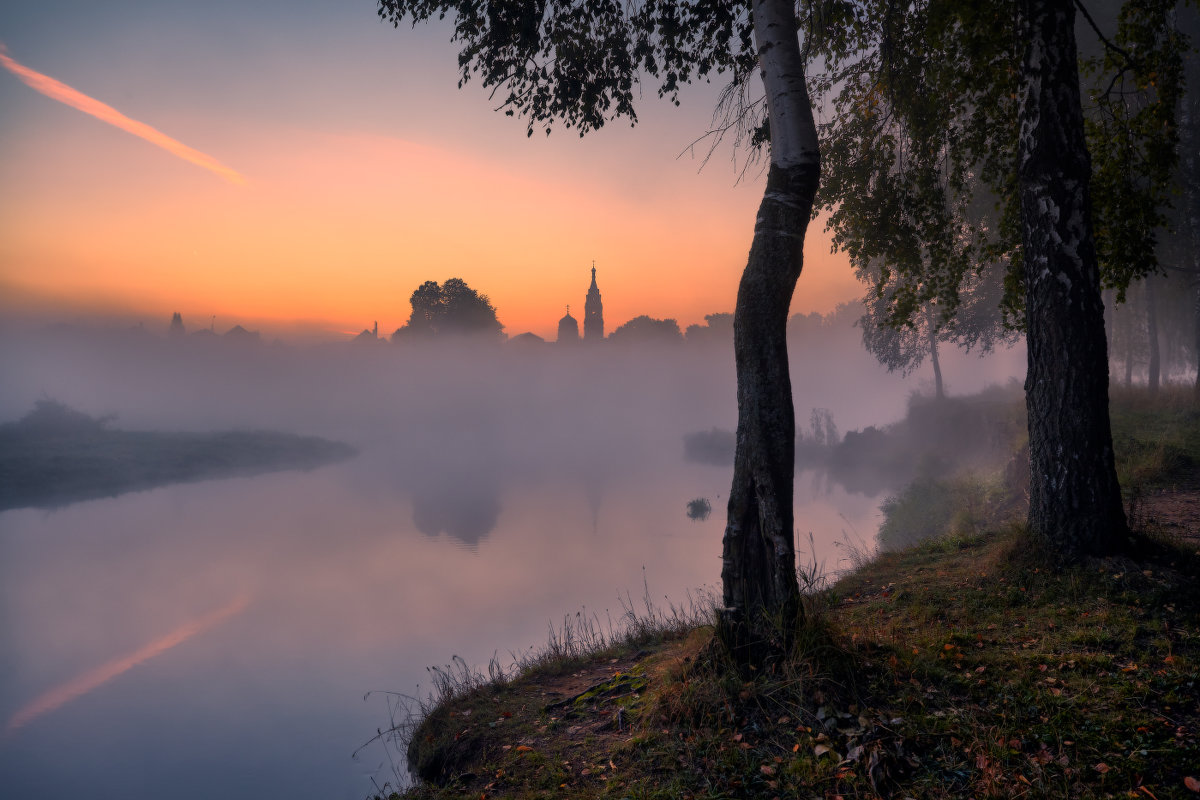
[0,330,1024,799]
[0,446,880,799]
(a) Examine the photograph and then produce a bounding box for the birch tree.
[1018,0,1127,559]
[377,0,817,666]
[807,0,1188,563]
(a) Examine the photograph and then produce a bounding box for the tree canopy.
[607,314,684,345]
[809,0,1188,330]
[392,277,504,340]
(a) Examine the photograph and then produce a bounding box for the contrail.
[0,44,246,185]
[4,593,251,736]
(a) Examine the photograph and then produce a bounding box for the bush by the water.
[877,474,1001,551]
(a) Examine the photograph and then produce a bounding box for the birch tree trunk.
[719,0,818,668]
[1017,0,1127,562]
[928,314,944,401]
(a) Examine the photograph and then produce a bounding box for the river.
[0,329,1022,798]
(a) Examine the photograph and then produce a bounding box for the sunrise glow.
[0,44,245,185]
[0,12,859,339]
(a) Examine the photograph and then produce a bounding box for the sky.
[0,0,860,341]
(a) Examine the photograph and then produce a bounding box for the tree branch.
[1074,0,1137,69]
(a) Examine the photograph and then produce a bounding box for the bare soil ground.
[1133,470,1200,545]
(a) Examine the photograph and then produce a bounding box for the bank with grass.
[380,387,1200,800]
[0,400,355,511]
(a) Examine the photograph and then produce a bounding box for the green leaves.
[1082,0,1187,300]
[377,0,755,136]
[808,0,1189,332]
[810,0,1023,339]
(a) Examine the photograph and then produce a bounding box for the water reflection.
[686,497,712,521]
[0,330,1025,799]
[0,444,885,799]
[411,477,501,546]
[5,592,251,736]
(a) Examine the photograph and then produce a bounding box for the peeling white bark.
[1018,0,1126,560]
[720,0,821,668]
[752,0,818,170]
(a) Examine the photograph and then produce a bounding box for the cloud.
[0,44,245,185]
[4,593,251,736]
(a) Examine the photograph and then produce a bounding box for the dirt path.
[1132,473,1200,545]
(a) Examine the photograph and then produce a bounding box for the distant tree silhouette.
[392,277,503,341]
[860,299,948,401]
[685,312,734,345]
[607,315,683,345]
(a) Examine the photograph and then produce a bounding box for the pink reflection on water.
[5,592,251,737]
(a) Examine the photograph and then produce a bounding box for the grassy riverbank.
[0,400,355,511]
[380,387,1200,800]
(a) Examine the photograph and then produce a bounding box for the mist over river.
[0,326,1021,798]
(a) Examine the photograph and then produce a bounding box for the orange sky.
[0,9,861,341]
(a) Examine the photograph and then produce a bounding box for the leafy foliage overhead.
[1084,0,1188,301]
[807,0,1188,330]
[376,0,757,136]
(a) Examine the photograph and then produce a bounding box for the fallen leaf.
[760,765,776,776]
[1094,762,1110,774]
[814,744,833,758]
[1185,776,1200,792]
[516,745,534,753]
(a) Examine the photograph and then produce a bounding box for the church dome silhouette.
[557,306,580,343]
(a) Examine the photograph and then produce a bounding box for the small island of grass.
[0,400,356,512]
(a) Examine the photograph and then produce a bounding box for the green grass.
[1111,384,1200,491]
[382,529,1199,800]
